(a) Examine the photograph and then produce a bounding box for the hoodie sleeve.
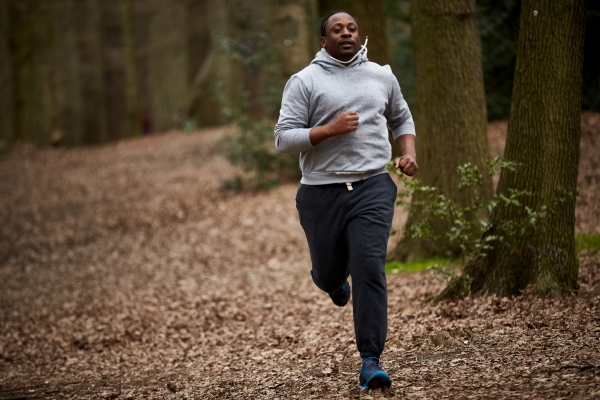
[274,75,315,154]
[384,70,416,141]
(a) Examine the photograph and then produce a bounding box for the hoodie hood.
[310,41,369,70]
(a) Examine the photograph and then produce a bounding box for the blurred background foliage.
[0,0,598,150]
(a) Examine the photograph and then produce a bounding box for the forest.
[1,0,599,398]
[1,0,598,146]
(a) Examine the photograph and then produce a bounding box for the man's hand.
[394,154,418,176]
[309,110,359,146]
[394,134,418,176]
[328,110,359,136]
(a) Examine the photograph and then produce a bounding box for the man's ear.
[320,36,326,48]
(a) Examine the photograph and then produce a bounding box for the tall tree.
[0,1,14,144]
[144,0,188,132]
[9,0,57,144]
[123,0,141,138]
[73,0,108,144]
[271,0,314,75]
[221,0,312,120]
[184,0,222,127]
[99,0,129,141]
[97,0,140,141]
[387,0,492,262]
[53,0,84,145]
[452,0,587,298]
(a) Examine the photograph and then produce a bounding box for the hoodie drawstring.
[328,36,368,65]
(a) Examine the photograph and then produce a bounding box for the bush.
[389,157,577,296]
[213,5,301,189]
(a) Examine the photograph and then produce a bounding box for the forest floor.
[1,113,599,399]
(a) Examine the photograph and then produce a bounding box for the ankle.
[362,356,380,362]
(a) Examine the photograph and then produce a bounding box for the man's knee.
[311,269,346,293]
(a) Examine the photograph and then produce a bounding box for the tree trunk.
[73,0,108,144]
[99,0,128,142]
[386,0,492,262]
[184,0,224,127]
[134,1,152,135]
[96,0,140,141]
[123,0,141,138]
[455,0,586,299]
[52,0,84,145]
[9,0,57,144]
[271,0,313,75]
[0,1,14,144]
[10,0,33,141]
[145,0,188,132]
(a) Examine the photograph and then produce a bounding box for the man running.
[274,10,417,391]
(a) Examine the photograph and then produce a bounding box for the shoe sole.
[329,283,350,307]
[359,371,391,391]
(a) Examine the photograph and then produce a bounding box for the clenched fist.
[394,154,418,176]
[309,110,360,146]
[328,110,359,136]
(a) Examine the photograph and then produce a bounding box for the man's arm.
[394,134,418,176]
[274,77,314,154]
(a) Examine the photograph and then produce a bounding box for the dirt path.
[1,120,599,399]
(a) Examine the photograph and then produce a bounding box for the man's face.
[321,13,360,62]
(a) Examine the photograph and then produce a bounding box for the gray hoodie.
[274,47,415,185]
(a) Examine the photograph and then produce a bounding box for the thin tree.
[184,0,223,127]
[446,0,587,298]
[0,1,14,143]
[8,0,57,144]
[73,0,108,144]
[387,0,492,262]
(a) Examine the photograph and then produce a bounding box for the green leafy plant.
[213,5,301,190]
[385,257,452,274]
[181,119,197,134]
[576,233,600,259]
[388,156,577,297]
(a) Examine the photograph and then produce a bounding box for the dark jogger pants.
[295,173,397,359]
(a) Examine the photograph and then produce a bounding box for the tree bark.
[0,1,14,144]
[9,0,57,143]
[271,0,313,75]
[52,0,83,145]
[124,0,141,138]
[184,0,230,127]
[144,0,188,132]
[73,0,108,144]
[134,1,152,135]
[387,0,492,262]
[99,0,128,142]
[454,0,586,298]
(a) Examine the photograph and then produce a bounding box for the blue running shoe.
[328,280,350,307]
[359,357,391,391]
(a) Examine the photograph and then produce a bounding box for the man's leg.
[344,174,397,359]
[296,184,350,294]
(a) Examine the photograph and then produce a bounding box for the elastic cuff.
[361,354,381,361]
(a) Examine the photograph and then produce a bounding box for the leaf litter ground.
[1,114,599,399]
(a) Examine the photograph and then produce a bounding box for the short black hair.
[320,10,356,37]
